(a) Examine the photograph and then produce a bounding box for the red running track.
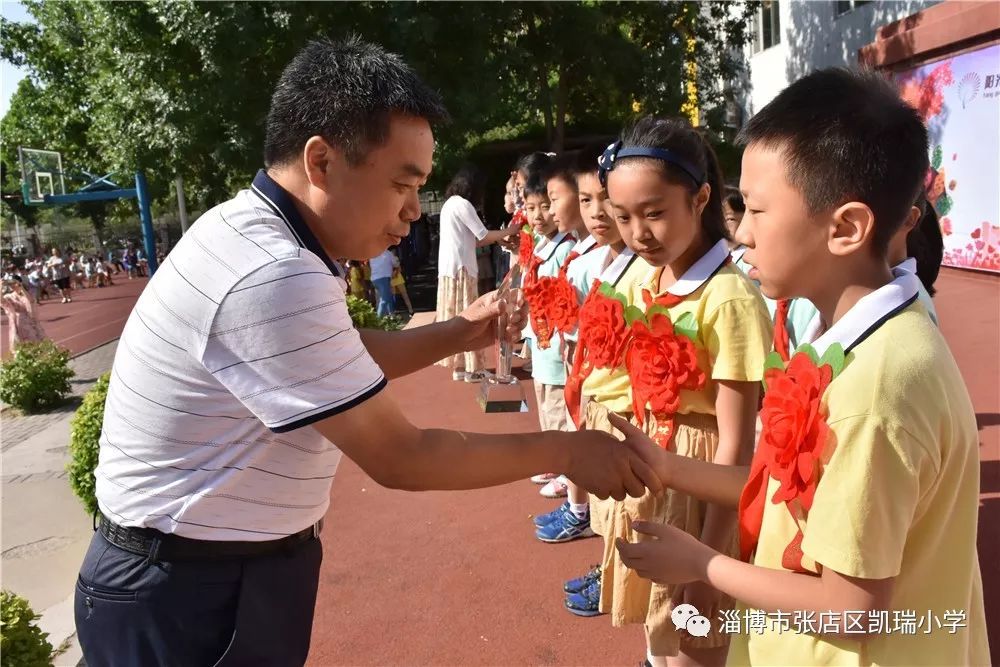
[309,267,1000,666]
[0,277,149,359]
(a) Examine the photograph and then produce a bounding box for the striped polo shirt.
[95,170,386,541]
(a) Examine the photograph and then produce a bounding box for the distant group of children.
[346,248,414,318]
[501,67,986,666]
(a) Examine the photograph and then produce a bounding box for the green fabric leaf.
[796,343,820,365]
[819,343,846,376]
[761,350,785,392]
[624,305,646,326]
[598,282,628,308]
[932,145,943,169]
[673,311,699,340]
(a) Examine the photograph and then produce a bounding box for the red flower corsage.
[624,290,706,448]
[565,280,631,427]
[737,344,845,572]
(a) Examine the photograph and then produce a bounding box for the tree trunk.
[524,17,553,148]
[554,63,569,152]
[537,64,554,148]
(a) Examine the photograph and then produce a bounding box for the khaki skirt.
[583,401,736,657]
[434,268,484,373]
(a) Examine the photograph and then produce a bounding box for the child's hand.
[615,521,715,586]
[608,412,672,488]
[671,580,721,620]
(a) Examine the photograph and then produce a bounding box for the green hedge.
[66,373,110,517]
[0,341,74,414]
[1,590,53,667]
[347,295,402,331]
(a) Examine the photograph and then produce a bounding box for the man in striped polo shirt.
[75,38,662,666]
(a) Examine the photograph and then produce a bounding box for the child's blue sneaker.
[563,565,601,594]
[532,501,569,528]
[565,580,603,617]
[535,506,594,543]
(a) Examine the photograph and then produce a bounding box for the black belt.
[97,514,321,561]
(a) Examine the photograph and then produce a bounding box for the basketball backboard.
[18,147,66,204]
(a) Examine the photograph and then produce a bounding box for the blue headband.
[597,140,705,188]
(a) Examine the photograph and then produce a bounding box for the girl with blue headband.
[596,117,773,667]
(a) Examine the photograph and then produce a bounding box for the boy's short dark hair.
[570,142,609,181]
[523,174,550,199]
[738,68,929,253]
[265,37,449,167]
[724,186,746,214]
[544,152,582,193]
[515,152,555,185]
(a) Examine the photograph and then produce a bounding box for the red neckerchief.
[773,299,792,362]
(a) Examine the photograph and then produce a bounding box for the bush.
[67,373,110,517]
[0,341,74,413]
[0,590,53,667]
[346,295,402,331]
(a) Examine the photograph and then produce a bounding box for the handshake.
[562,412,672,501]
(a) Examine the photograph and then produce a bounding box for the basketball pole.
[135,171,159,274]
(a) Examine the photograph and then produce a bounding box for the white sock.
[570,502,589,519]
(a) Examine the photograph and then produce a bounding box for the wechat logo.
[672,603,712,638]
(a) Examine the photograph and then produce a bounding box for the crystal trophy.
[478,263,529,413]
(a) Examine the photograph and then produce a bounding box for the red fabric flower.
[577,285,629,368]
[548,277,580,334]
[758,353,832,510]
[564,281,630,427]
[625,312,705,445]
[738,350,834,569]
[523,278,556,349]
[518,228,535,271]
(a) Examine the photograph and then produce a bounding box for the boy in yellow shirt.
[613,68,989,665]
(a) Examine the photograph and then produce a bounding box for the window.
[755,1,781,52]
[837,0,872,16]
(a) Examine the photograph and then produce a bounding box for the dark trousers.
[75,531,322,666]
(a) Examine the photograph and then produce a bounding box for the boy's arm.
[614,413,748,507]
[616,521,894,641]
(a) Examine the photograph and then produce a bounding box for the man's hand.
[608,412,672,487]
[615,521,715,586]
[455,289,527,353]
[565,429,664,501]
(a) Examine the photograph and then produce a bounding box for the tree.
[2,1,756,206]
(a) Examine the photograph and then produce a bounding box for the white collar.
[572,235,599,256]
[811,271,920,356]
[600,247,637,286]
[644,239,730,297]
[893,257,917,276]
[536,231,572,261]
[730,245,747,263]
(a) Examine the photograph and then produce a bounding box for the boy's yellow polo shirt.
[730,273,989,666]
